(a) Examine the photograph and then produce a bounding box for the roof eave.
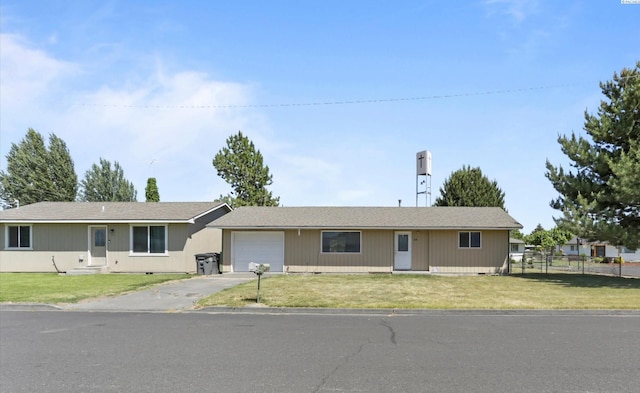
[211,225,522,230]
[189,203,231,221]
[1,219,193,224]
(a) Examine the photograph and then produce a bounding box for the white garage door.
[232,231,285,272]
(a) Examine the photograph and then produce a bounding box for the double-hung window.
[321,231,361,253]
[459,231,481,248]
[6,225,32,249]
[131,225,167,255]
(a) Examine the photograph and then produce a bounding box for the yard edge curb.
[0,303,64,312]
[192,307,640,316]
[3,303,640,316]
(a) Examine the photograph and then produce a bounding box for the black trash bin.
[195,253,219,275]
[213,252,222,274]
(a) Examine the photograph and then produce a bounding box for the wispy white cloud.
[0,32,262,201]
[0,33,80,118]
[483,0,540,23]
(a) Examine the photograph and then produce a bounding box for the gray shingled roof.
[210,206,522,230]
[0,202,229,223]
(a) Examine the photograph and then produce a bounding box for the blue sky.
[1,0,638,234]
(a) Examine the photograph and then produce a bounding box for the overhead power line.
[78,74,639,110]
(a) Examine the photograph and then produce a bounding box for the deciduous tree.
[79,158,137,202]
[0,128,77,205]
[526,227,572,255]
[546,62,640,249]
[213,131,279,208]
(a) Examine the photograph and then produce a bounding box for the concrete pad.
[61,274,256,312]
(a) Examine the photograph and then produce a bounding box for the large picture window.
[131,225,167,254]
[6,225,32,249]
[322,231,361,253]
[459,231,481,248]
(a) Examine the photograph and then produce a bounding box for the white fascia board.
[1,219,190,224]
[190,203,231,221]
[211,225,520,230]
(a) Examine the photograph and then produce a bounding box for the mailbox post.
[248,262,270,303]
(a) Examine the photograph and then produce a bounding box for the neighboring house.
[557,237,640,262]
[509,238,525,262]
[620,246,640,262]
[209,206,523,274]
[557,236,588,257]
[0,202,230,273]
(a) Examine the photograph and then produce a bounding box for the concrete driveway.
[60,273,256,312]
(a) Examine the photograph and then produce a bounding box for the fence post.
[619,260,622,277]
[545,253,548,274]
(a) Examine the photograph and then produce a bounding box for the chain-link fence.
[511,252,640,278]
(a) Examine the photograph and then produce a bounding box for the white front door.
[394,231,411,270]
[89,226,107,266]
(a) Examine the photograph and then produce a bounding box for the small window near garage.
[322,231,361,253]
[459,231,481,248]
[131,225,167,254]
[510,243,519,252]
[6,225,32,249]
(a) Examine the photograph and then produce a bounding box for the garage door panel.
[232,232,284,272]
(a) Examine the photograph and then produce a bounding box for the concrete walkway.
[60,274,256,312]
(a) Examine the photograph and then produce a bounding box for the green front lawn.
[0,273,189,304]
[198,273,640,309]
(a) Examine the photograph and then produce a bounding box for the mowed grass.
[198,273,640,309]
[0,273,189,304]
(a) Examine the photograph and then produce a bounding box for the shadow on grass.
[514,273,640,289]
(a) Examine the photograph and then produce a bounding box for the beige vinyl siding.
[286,229,394,273]
[220,229,395,273]
[411,231,429,271]
[220,228,511,274]
[31,224,87,252]
[220,229,231,272]
[429,230,509,274]
[1,222,222,273]
[1,223,88,272]
[111,223,197,273]
[1,224,86,272]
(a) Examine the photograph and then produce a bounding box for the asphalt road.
[2,311,639,393]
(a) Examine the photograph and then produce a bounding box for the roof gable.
[0,202,230,223]
[210,206,522,230]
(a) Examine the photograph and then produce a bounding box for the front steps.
[64,266,107,276]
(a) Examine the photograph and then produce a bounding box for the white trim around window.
[458,231,481,249]
[129,224,168,256]
[321,231,362,253]
[4,224,33,250]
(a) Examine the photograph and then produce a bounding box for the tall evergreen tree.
[433,165,506,209]
[79,158,137,202]
[546,62,640,249]
[213,131,279,208]
[145,177,160,202]
[0,128,78,205]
